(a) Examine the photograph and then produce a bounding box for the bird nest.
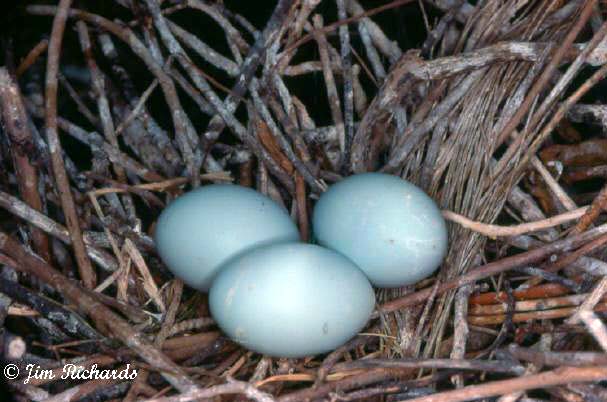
[2,0,607,400]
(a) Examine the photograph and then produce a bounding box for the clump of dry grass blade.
[1,0,607,400]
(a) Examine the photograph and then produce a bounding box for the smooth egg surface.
[154,184,299,291]
[313,173,448,287]
[209,243,375,357]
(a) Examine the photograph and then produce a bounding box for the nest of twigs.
[2,0,607,401]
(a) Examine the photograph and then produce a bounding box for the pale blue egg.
[154,184,299,291]
[313,173,448,288]
[209,243,375,357]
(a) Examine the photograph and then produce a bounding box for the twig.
[312,14,345,155]
[279,0,414,65]
[331,358,524,375]
[451,284,472,388]
[578,310,607,351]
[531,156,578,212]
[470,293,599,315]
[572,183,607,234]
[0,232,200,393]
[0,68,51,263]
[140,377,275,402]
[404,366,607,402]
[468,303,607,325]
[494,0,598,149]
[336,0,354,171]
[44,0,96,289]
[442,206,588,238]
[29,4,202,183]
[380,223,607,313]
[508,344,607,367]
[15,38,49,77]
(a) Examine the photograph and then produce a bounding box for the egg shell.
[209,243,375,357]
[312,173,448,288]
[154,184,299,291]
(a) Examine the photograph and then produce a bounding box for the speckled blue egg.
[313,173,448,288]
[209,243,375,357]
[154,184,299,291]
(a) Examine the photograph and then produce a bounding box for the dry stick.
[380,223,607,313]
[96,32,183,177]
[0,271,101,339]
[167,21,240,77]
[314,332,377,386]
[85,174,164,208]
[278,369,439,402]
[15,38,49,77]
[531,156,578,211]
[564,165,607,182]
[139,377,274,402]
[508,185,559,242]
[511,56,607,293]
[336,0,354,172]
[470,293,602,316]
[442,206,588,238]
[506,235,607,274]
[312,14,345,155]
[248,79,321,194]
[58,72,99,127]
[331,358,524,375]
[470,283,570,305]
[579,310,607,351]
[166,317,215,338]
[530,17,607,133]
[451,284,472,388]
[0,69,51,263]
[28,5,199,184]
[77,20,135,219]
[114,79,158,136]
[43,378,119,402]
[54,117,165,183]
[494,0,597,150]
[573,183,607,234]
[187,0,249,54]
[405,366,607,402]
[44,0,96,289]
[191,0,313,194]
[569,277,607,324]
[0,189,118,272]
[496,12,607,178]
[88,172,232,197]
[468,303,607,325]
[522,61,607,169]
[544,233,607,275]
[279,0,415,64]
[0,232,200,393]
[346,0,402,63]
[294,170,308,242]
[355,8,386,80]
[126,280,183,402]
[507,345,607,367]
[516,232,607,291]
[382,70,482,172]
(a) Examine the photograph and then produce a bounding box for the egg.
[154,184,299,291]
[312,173,448,288]
[209,243,375,357]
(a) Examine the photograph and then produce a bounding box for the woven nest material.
[374,0,584,358]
